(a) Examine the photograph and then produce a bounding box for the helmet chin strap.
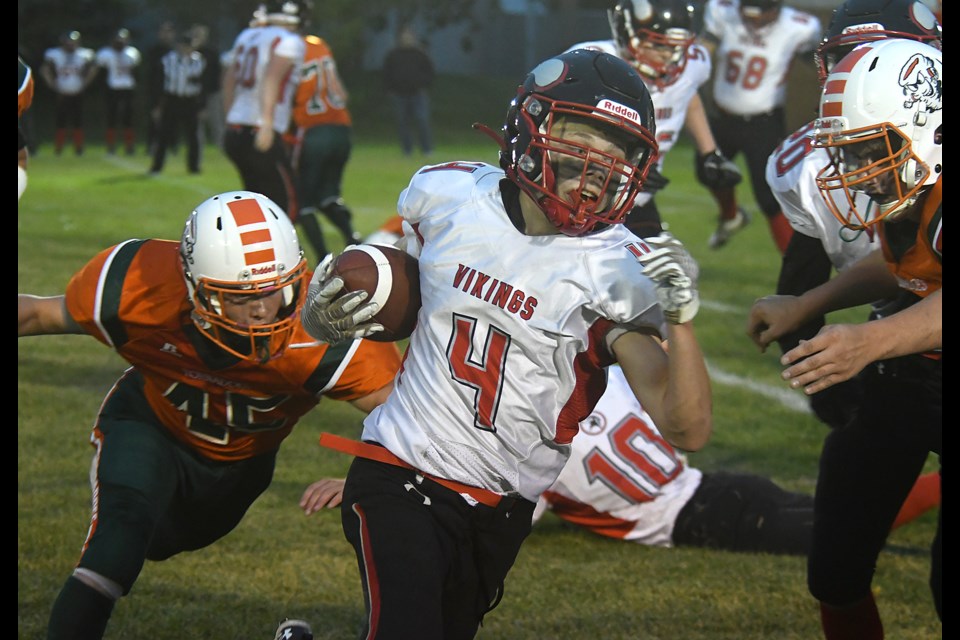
[876,192,920,222]
[191,309,212,330]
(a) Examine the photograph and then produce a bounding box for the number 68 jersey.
[704,0,821,115]
[361,162,668,502]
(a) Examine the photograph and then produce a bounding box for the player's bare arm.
[221,62,237,115]
[782,289,942,395]
[255,54,294,151]
[683,93,718,155]
[18,294,84,337]
[298,382,393,516]
[616,231,711,450]
[747,250,899,350]
[348,381,395,414]
[613,325,711,452]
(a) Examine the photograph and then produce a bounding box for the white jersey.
[43,46,95,95]
[765,120,878,272]
[95,45,141,90]
[225,24,305,132]
[533,365,702,547]
[704,0,821,115]
[565,39,711,207]
[363,162,667,502]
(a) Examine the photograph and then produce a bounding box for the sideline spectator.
[144,21,177,156]
[40,30,97,156]
[148,31,207,175]
[382,25,434,156]
[95,28,141,155]
[190,23,224,149]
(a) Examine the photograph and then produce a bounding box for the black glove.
[695,150,742,189]
[641,165,670,194]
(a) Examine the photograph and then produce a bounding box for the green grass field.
[18,134,940,639]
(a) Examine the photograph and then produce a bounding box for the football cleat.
[274,618,313,640]
[708,207,751,250]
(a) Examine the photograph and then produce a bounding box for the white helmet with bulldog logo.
[814,38,942,228]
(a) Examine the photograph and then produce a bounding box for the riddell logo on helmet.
[841,23,884,35]
[597,100,640,124]
[251,265,277,276]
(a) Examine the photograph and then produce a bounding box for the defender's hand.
[300,254,384,343]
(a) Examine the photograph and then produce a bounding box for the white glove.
[636,233,700,325]
[300,253,384,343]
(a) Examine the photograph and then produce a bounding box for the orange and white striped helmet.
[180,191,307,362]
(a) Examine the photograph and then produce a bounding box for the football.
[329,244,422,342]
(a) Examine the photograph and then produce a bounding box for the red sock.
[54,129,66,153]
[767,211,794,254]
[73,129,85,153]
[710,187,738,221]
[123,128,136,153]
[892,471,940,529]
[105,128,116,151]
[820,593,883,640]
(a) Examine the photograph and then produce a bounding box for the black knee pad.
[77,483,157,593]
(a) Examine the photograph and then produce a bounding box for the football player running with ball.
[748,39,942,638]
[300,49,712,639]
[18,191,401,640]
[566,0,743,238]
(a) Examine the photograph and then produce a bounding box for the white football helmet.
[180,191,307,363]
[254,0,312,27]
[814,39,942,229]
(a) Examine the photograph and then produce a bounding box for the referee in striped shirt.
[148,31,207,175]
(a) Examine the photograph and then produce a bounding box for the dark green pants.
[78,370,277,592]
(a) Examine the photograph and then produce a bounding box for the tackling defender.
[19,191,401,640]
[764,0,940,429]
[748,39,942,637]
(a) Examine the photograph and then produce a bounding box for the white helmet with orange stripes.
[180,191,307,362]
[814,38,942,229]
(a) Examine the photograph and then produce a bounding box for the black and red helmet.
[500,49,658,236]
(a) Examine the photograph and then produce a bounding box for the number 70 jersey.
[361,162,667,502]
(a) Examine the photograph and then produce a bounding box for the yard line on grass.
[701,298,744,314]
[696,299,812,413]
[104,154,212,195]
[707,361,812,414]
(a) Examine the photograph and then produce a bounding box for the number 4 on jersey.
[447,313,511,432]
